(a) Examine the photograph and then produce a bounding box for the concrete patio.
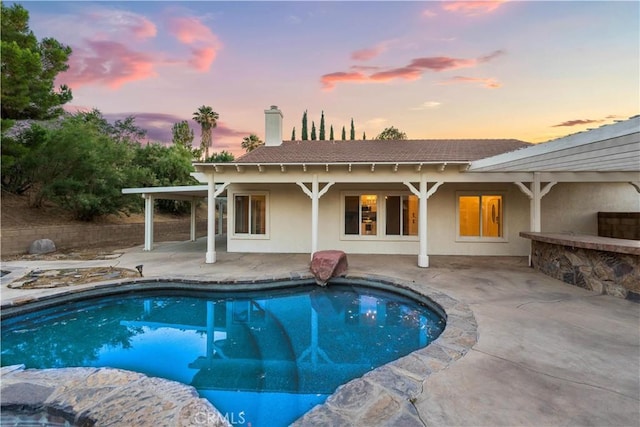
[1,238,639,426]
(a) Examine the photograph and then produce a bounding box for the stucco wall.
[541,182,640,234]
[224,181,637,257]
[226,182,532,256]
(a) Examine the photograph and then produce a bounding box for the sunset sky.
[15,1,640,156]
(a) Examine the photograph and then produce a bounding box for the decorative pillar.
[143,194,154,251]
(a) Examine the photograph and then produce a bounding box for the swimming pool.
[1,280,445,427]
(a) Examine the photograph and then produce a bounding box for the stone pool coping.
[0,365,230,427]
[0,273,477,426]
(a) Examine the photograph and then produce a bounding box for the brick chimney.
[264,105,283,146]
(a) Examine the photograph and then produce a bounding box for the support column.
[311,175,319,256]
[206,176,216,264]
[143,194,154,251]
[418,173,429,267]
[404,178,443,268]
[217,199,224,235]
[190,198,197,242]
[296,177,335,259]
[531,172,541,232]
[514,173,557,265]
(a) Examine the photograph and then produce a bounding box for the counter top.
[520,232,640,256]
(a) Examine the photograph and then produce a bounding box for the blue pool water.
[1,283,445,426]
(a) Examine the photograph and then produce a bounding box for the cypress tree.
[291,127,296,140]
[311,121,317,140]
[319,111,326,140]
[350,118,355,140]
[301,110,308,140]
[330,125,334,140]
[341,126,346,140]
[362,131,366,140]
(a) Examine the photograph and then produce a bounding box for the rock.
[310,250,348,286]
[28,238,56,254]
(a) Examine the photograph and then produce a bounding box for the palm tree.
[241,133,263,152]
[192,105,219,160]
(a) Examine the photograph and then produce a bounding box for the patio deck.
[1,238,639,426]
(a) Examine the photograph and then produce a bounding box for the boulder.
[310,250,348,286]
[28,239,56,255]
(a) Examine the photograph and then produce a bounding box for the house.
[188,106,639,267]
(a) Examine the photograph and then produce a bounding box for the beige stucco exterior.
[225,180,638,257]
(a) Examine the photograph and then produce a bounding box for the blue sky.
[15,1,640,155]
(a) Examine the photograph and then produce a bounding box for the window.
[344,195,378,235]
[458,194,503,238]
[234,194,266,235]
[386,195,419,236]
[343,192,418,238]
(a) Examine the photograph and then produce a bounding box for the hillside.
[1,190,201,229]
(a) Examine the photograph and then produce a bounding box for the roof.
[235,139,531,164]
[470,116,640,172]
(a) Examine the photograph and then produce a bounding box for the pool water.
[1,284,445,427]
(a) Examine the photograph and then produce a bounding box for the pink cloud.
[168,17,217,44]
[89,10,157,40]
[321,50,504,90]
[60,40,158,89]
[352,45,385,61]
[409,56,477,71]
[370,67,423,82]
[552,118,605,127]
[131,18,157,39]
[442,1,507,15]
[189,47,218,72]
[351,40,396,62]
[440,76,502,88]
[321,72,368,90]
[167,16,222,72]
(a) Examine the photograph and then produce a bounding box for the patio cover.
[121,185,225,251]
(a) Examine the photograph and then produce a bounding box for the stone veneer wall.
[1,220,208,255]
[530,240,639,300]
[598,212,640,240]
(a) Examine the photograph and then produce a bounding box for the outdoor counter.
[520,232,639,300]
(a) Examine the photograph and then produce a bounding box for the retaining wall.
[1,220,208,255]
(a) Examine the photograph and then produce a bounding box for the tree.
[350,118,355,140]
[376,126,407,140]
[1,4,73,120]
[291,127,296,140]
[172,120,194,147]
[241,133,263,152]
[363,132,367,140]
[133,142,196,213]
[206,151,235,162]
[172,120,200,159]
[192,105,219,160]
[341,126,346,140]
[330,125,334,140]
[26,113,139,219]
[301,110,308,140]
[311,121,317,140]
[319,111,326,140]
